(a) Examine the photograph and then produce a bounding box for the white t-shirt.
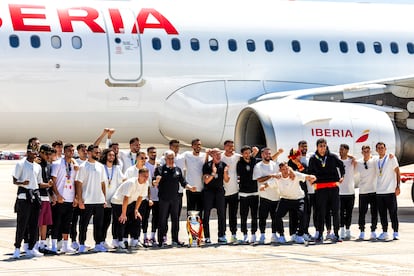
[111,177,149,205]
[124,165,147,179]
[13,159,42,191]
[277,171,306,200]
[182,151,206,192]
[51,158,76,202]
[356,157,377,194]
[119,151,137,174]
[376,155,399,194]
[75,161,106,204]
[339,157,355,195]
[221,152,241,196]
[103,164,124,207]
[253,160,280,201]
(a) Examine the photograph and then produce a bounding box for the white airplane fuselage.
[1,0,414,154]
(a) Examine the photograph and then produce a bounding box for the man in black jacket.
[153,150,195,247]
[308,138,345,243]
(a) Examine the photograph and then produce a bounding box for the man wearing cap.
[12,145,44,258]
[202,148,229,244]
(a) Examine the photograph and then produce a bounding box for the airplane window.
[407,42,414,54]
[246,39,256,52]
[9,35,19,48]
[390,42,399,54]
[72,36,82,49]
[152,38,161,50]
[373,41,382,54]
[292,40,301,53]
[356,41,365,53]
[209,39,219,51]
[191,38,200,51]
[264,40,274,52]
[31,35,41,49]
[319,41,328,53]
[228,39,237,52]
[51,36,62,49]
[171,38,181,51]
[339,41,348,53]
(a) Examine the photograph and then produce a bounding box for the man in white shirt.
[182,139,208,218]
[51,143,78,253]
[12,146,44,258]
[119,137,141,174]
[111,167,149,251]
[275,162,316,244]
[75,145,107,253]
[221,140,241,243]
[356,145,378,240]
[338,144,356,240]
[253,148,280,244]
[375,142,400,241]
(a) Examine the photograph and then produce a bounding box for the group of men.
[11,130,401,259]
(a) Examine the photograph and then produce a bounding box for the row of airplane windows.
[153,37,414,54]
[8,34,414,55]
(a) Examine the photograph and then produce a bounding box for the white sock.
[151,232,155,239]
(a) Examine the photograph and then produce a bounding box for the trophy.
[186,210,203,247]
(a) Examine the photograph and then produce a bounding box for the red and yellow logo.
[356,129,369,143]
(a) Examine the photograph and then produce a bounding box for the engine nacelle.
[235,99,401,160]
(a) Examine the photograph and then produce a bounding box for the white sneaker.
[370,232,377,240]
[12,248,20,259]
[23,243,29,253]
[27,249,43,257]
[359,232,365,240]
[345,229,351,240]
[339,227,345,239]
[378,232,389,241]
[294,235,305,244]
[259,234,265,244]
[102,241,112,249]
[325,232,334,241]
[61,244,76,254]
[250,234,256,243]
[71,241,80,250]
[57,240,63,251]
[93,243,108,252]
[271,234,278,243]
[393,232,399,240]
[278,236,287,244]
[111,239,119,248]
[243,235,249,244]
[78,244,87,253]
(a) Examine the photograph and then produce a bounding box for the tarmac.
[0,159,414,275]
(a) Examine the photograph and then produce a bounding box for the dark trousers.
[203,189,226,239]
[151,201,160,233]
[239,195,258,235]
[340,194,355,229]
[376,193,399,233]
[141,200,150,234]
[102,207,113,241]
[79,204,104,245]
[225,193,239,235]
[259,198,278,234]
[70,206,81,242]
[358,193,378,232]
[158,197,180,244]
[14,199,40,249]
[112,203,138,241]
[52,202,74,239]
[304,193,317,235]
[276,198,305,236]
[186,190,203,219]
[315,187,340,237]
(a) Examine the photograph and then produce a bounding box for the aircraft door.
[103,9,143,87]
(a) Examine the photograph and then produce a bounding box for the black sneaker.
[204,238,212,244]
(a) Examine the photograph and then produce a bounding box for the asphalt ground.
[0,159,413,275]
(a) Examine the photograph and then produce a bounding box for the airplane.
[1,0,414,173]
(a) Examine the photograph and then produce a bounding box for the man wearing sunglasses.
[355,145,378,241]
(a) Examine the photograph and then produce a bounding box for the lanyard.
[129,152,136,166]
[378,156,387,176]
[104,165,114,185]
[315,154,327,168]
[64,159,71,179]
